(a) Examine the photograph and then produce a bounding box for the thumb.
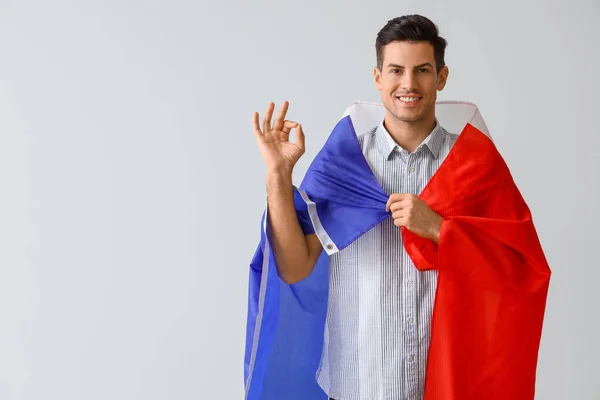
[295,124,306,152]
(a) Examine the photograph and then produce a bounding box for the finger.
[295,123,306,152]
[389,201,404,213]
[252,112,263,138]
[392,197,414,212]
[282,120,298,135]
[386,194,400,211]
[391,198,410,211]
[392,210,404,219]
[272,100,289,131]
[393,216,406,228]
[263,102,275,133]
[386,193,407,211]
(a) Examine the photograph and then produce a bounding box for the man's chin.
[382,101,427,123]
[390,111,422,123]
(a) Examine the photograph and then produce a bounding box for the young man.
[253,15,450,400]
[247,14,550,400]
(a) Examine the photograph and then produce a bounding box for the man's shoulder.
[439,125,459,143]
[357,125,379,140]
[356,125,379,149]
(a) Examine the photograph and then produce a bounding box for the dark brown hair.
[376,15,447,72]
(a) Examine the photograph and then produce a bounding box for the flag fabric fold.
[244,101,550,400]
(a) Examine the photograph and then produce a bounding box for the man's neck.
[383,113,437,153]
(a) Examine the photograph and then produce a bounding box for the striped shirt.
[316,119,458,400]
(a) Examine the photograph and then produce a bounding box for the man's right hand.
[252,101,321,284]
[253,101,305,175]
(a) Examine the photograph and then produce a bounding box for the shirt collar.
[375,119,445,160]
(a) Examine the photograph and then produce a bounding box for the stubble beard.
[385,101,428,125]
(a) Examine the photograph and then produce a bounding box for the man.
[253,15,450,400]
[246,14,550,400]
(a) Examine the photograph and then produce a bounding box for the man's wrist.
[266,168,293,185]
[267,167,292,178]
[266,169,294,198]
[430,216,443,243]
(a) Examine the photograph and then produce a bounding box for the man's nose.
[401,72,418,92]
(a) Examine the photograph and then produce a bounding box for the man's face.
[374,41,448,124]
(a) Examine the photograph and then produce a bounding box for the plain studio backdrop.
[0,0,598,399]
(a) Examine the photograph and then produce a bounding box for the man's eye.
[390,69,399,73]
[419,68,430,73]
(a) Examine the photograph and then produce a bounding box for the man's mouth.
[396,96,422,104]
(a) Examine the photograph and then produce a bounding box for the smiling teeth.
[398,97,419,102]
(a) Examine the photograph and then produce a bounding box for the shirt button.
[406,279,413,284]
[407,317,414,324]
[409,355,415,362]
[408,166,415,173]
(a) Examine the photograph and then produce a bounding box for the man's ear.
[374,66,383,91]
[437,65,449,91]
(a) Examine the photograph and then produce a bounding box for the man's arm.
[266,172,323,284]
[252,100,323,285]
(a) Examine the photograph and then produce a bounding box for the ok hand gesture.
[253,101,305,175]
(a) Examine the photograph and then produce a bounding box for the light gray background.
[0,0,598,399]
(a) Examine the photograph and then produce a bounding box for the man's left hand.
[386,194,443,243]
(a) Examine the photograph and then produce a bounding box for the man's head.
[374,15,449,126]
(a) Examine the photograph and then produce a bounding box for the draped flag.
[244,101,551,400]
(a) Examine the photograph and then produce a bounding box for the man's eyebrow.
[415,63,434,69]
[386,62,434,69]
